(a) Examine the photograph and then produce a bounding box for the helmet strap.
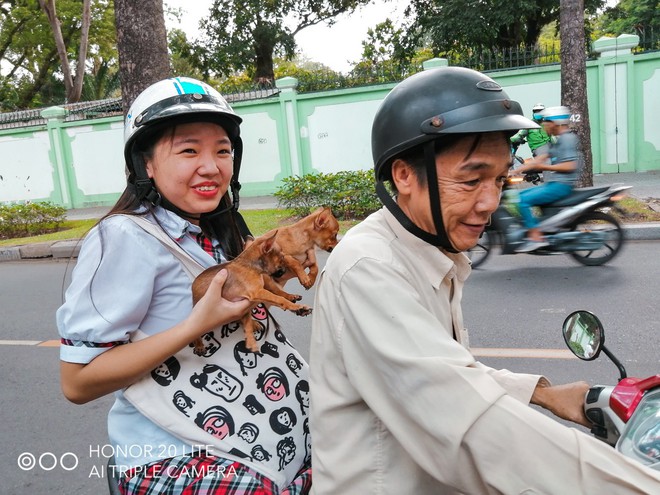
[423,142,457,253]
[375,142,457,252]
[131,149,162,206]
[129,139,243,223]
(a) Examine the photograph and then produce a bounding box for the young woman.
[57,77,311,494]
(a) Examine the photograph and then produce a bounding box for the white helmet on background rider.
[541,106,572,125]
[532,103,545,120]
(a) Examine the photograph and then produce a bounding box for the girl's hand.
[188,269,252,334]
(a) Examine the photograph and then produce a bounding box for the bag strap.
[117,214,206,280]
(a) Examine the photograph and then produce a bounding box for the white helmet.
[124,77,243,206]
[531,103,545,120]
[541,105,572,125]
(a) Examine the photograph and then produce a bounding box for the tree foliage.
[395,0,603,65]
[596,0,659,45]
[197,0,371,82]
[0,0,116,110]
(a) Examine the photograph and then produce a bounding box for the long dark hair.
[101,123,246,260]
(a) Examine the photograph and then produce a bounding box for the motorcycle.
[468,172,630,268]
[562,310,660,470]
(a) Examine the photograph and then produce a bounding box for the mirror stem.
[601,345,627,381]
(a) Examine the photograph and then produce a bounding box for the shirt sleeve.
[56,216,161,364]
[471,361,542,404]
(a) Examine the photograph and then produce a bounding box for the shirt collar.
[381,207,472,288]
[146,206,202,241]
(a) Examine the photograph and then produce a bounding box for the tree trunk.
[114,0,170,116]
[560,0,593,187]
[37,0,91,103]
[72,0,92,103]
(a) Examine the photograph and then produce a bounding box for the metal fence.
[1,37,655,130]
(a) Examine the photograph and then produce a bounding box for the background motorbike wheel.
[468,230,495,268]
[569,211,624,266]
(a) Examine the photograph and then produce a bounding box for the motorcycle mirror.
[562,310,604,360]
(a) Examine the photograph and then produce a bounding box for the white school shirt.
[57,207,310,487]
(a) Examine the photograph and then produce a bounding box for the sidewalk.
[0,196,280,262]
[2,176,660,262]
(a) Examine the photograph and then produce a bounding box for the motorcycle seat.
[543,186,611,208]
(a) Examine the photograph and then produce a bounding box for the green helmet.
[371,67,538,251]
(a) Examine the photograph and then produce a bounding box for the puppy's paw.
[293,305,313,316]
[300,276,313,290]
[287,293,303,302]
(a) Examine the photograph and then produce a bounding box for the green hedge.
[274,170,382,219]
[0,202,66,239]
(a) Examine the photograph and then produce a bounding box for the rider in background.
[510,103,551,158]
[513,105,582,253]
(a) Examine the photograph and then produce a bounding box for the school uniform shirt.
[57,207,310,488]
[309,207,660,494]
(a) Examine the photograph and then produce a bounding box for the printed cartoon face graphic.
[151,356,180,386]
[251,304,268,321]
[221,321,241,339]
[204,417,230,438]
[234,341,258,377]
[238,423,259,444]
[194,406,235,440]
[270,407,297,434]
[277,437,296,471]
[303,418,311,459]
[295,380,310,415]
[256,367,289,402]
[251,445,272,462]
[251,324,265,343]
[191,332,221,357]
[286,353,303,377]
[191,364,243,402]
[172,390,195,417]
[243,394,266,415]
[275,328,288,344]
[153,364,170,379]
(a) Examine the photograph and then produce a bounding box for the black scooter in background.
[468,174,630,268]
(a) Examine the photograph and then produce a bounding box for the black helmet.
[371,66,538,251]
[372,66,536,180]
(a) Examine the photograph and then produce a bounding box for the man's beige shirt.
[310,207,660,494]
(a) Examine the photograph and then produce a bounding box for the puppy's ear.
[261,230,278,253]
[315,209,330,229]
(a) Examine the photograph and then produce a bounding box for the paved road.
[2,241,660,493]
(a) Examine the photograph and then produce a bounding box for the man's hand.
[531,379,592,427]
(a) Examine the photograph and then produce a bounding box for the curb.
[2,224,660,263]
[622,222,660,241]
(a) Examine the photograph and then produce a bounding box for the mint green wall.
[1,39,658,209]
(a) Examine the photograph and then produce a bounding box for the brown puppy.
[191,230,311,353]
[268,207,340,290]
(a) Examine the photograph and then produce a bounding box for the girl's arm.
[61,269,251,404]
